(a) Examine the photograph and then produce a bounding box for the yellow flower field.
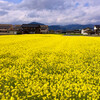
[0,34,100,100]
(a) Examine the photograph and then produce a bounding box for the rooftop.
[21,24,40,28]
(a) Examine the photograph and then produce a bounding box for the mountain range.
[29,22,94,31]
[30,22,44,25]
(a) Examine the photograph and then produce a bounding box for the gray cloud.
[0,11,8,16]
[0,0,100,25]
[18,0,69,10]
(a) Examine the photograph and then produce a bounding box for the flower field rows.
[0,34,100,100]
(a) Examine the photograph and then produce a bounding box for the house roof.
[21,24,40,28]
[40,25,48,29]
[0,24,12,29]
[40,25,48,27]
[13,25,22,30]
[41,27,47,30]
[94,25,100,28]
[82,27,92,31]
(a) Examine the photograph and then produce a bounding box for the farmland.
[0,34,100,100]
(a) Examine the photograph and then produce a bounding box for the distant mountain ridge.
[29,22,44,25]
[29,22,94,31]
[49,24,94,31]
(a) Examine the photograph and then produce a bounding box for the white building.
[81,28,91,35]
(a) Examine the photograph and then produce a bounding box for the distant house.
[66,30,74,35]
[94,25,100,35]
[0,24,13,34]
[81,27,92,35]
[13,25,22,34]
[74,30,81,34]
[62,30,67,34]
[21,24,48,34]
[55,30,62,34]
[66,30,81,35]
[40,25,48,33]
[21,24,40,34]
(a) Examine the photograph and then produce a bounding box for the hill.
[29,22,94,31]
[29,22,44,25]
[49,24,94,31]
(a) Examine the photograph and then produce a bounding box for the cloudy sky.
[0,0,100,25]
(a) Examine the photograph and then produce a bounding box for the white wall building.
[81,28,91,35]
[81,29,88,35]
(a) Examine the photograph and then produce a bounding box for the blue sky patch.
[75,3,80,7]
[5,0,22,3]
[84,3,89,7]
